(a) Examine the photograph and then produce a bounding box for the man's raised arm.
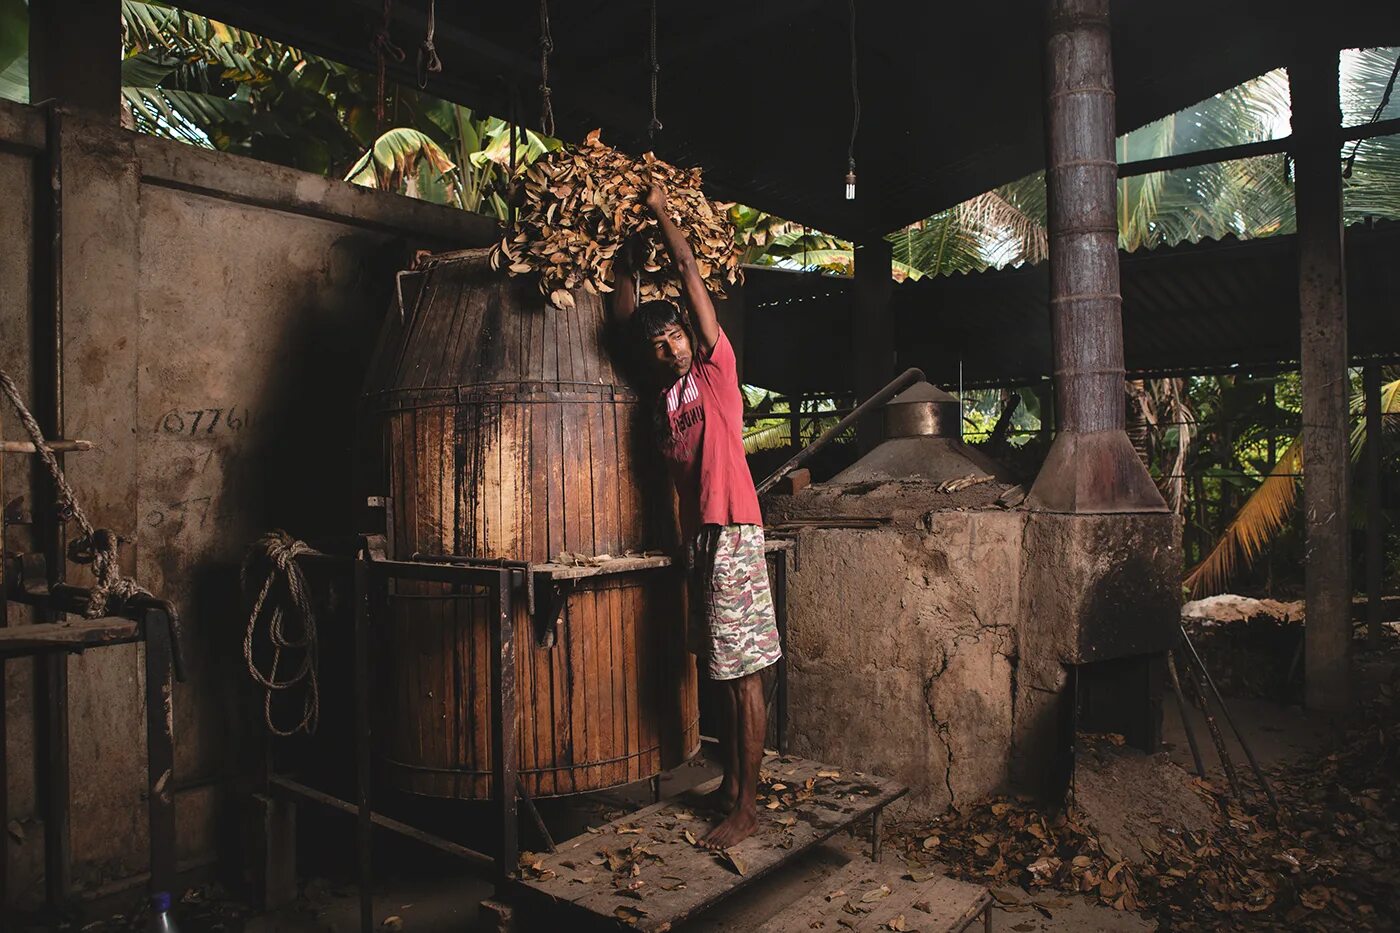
[610,240,639,324]
[645,181,720,355]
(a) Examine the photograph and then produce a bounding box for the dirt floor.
[36,627,1400,932]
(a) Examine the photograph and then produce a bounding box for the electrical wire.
[538,0,555,137]
[1344,51,1400,179]
[649,0,663,144]
[846,0,860,194]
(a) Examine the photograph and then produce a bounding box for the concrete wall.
[1,104,43,906]
[0,99,498,907]
[781,512,1022,814]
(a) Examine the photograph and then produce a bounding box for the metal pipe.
[1165,652,1206,779]
[516,776,557,853]
[1179,627,1280,812]
[755,367,924,495]
[354,558,373,932]
[37,98,71,910]
[268,776,494,871]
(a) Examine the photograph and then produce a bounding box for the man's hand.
[641,174,719,353]
[644,178,668,215]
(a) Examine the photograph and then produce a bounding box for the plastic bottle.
[147,891,179,933]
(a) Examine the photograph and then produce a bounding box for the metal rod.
[490,568,519,884]
[0,438,91,453]
[1182,650,1244,801]
[516,775,556,854]
[1117,114,1400,178]
[1179,627,1280,812]
[354,558,373,932]
[38,98,71,913]
[142,608,176,901]
[268,776,494,871]
[1364,362,1384,650]
[755,367,924,495]
[772,552,789,755]
[1165,652,1206,779]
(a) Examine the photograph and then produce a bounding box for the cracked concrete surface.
[773,498,1022,815]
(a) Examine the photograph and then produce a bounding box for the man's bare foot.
[701,807,758,850]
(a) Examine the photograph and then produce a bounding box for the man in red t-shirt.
[612,181,781,849]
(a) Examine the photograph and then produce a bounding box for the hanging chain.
[416,0,442,89]
[1344,51,1400,179]
[648,0,663,144]
[538,0,556,137]
[371,0,406,133]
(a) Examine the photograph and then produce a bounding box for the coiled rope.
[0,366,149,618]
[242,531,320,737]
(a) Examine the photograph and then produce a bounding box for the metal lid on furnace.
[827,380,1006,485]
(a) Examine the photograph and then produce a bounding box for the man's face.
[650,323,693,379]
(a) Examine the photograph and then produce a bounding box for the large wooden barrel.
[360,249,699,798]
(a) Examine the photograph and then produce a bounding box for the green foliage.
[0,0,27,104]
[116,1,557,217]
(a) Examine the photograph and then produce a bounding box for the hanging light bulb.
[844,0,859,201]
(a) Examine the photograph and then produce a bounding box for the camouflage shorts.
[687,524,782,681]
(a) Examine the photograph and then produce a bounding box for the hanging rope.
[372,0,406,132]
[538,0,556,138]
[0,367,149,618]
[1343,51,1400,179]
[416,0,442,89]
[648,0,663,144]
[242,531,319,737]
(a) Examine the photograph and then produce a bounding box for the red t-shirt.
[658,328,763,538]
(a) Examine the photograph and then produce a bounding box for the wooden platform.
[510,754,906,931]
[754,858,991,933]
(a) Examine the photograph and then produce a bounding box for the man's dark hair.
[633,300,689,342]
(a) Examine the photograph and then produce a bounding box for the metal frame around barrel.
[273,536,794,932]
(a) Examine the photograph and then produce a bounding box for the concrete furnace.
[764,382,1181,815]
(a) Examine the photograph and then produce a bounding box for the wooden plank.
[0,618,139,655]
[512,754,907,932]
[753,859,990,933]
[539,536,791,579]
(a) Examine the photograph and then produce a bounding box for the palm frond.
[743,422,791,455]
[1184,437,1302,597]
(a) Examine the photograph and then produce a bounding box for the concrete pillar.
[1292,51,1352,712]
[1026,0,1165,513]
[28,0,121,119]
[852,238,894,454]
[1364,362,1384,649]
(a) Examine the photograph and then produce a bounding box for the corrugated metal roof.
[185,1,1400,241]
[743,220,1400,391]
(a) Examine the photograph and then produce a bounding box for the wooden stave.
[364,252,699,799]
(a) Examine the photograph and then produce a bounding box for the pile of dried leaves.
[894,663,1400,931]
[490,129,742,310]
[897,796,1144,914]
